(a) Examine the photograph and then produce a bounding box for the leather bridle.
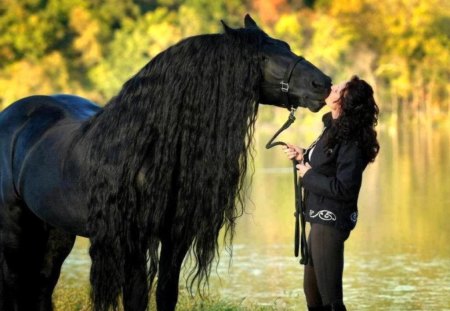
[261,56,305,110]
[279,56,304,110]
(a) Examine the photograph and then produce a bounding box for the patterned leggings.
[303,222,350,307]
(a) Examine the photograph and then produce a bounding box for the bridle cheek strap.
[279,56,304,110]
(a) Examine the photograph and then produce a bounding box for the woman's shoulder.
[337,140,368,166]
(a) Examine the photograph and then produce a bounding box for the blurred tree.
[88,7,182,100]
[0,0,80,67]
[180,0,247,32]
[88,0,249,101]
[0,0,448,123]
[86,0,142,43]
[69,6,102,67]
[252,0,288,25]
[308,0,450,119]
[0,52,71,107]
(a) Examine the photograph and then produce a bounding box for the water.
[57,119,450,310]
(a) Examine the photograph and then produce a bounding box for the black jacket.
[303,113,368,232]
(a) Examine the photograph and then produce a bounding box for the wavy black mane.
[79,28,264,309]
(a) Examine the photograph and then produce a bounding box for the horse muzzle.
[308,100,326,112]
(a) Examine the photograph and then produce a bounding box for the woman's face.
[325,81,347,114]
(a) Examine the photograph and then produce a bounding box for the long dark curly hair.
[77,27,264,310]
[326,76,380,162]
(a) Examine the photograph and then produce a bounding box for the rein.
[265,109,309,265]
[264,55,309,265]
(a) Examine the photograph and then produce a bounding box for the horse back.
[0,95,101,235]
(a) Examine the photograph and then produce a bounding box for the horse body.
[1,95,100,235]
[0,15,332,311]
[0,95,100,310]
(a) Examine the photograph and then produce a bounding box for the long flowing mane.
[79,28,264,309]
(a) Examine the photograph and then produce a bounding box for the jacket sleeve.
[302,142,366,201]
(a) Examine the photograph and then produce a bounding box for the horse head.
[223,14,332,112]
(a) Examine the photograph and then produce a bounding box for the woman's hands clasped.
[282,144,311,177]
[296,162,311,177]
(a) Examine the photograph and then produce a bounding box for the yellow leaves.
[70,7,93,33]
[424,37,449,63]
[88,7,183,99]
[70,7,102,66]
[178,5,204,37]
[0,0,448,118]
[273,14,302,39]
[272,14,303,52]
[0,52,70,109]
[141,8,182,57]
[378,57,411,97]
[307,0,450,115]
[7,12,48,57]
[252,0,287,25]
[269,10,355,83]
[309,14,354,62]
[329,0,364,16]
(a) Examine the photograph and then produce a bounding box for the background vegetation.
[1,0,449,126]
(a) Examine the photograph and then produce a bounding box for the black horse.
[0,15,331,311]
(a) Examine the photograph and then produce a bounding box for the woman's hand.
[282,144,304,162]
[296,162,311,177]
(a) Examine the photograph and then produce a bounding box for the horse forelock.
[85,27,264,308]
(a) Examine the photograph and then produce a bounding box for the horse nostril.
[312,81,321,88]
[312,78,332,90]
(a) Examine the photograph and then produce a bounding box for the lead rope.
[265,109,309,265]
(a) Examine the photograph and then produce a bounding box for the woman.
[283,76,379,311]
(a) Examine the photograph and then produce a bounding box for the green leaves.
[0,0,449,121]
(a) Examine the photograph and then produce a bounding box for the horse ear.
[221,20,236,34]
[244,14,259,29]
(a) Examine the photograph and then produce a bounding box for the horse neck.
[78,34,261,180]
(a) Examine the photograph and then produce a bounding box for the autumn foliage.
[0,0,449,123]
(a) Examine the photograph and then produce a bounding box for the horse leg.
[0,200,75,311]
[155,238,189,311]
[0,200,24,311]
[33,226,76,310]
[0,200,39,311]
[122,250,150,311]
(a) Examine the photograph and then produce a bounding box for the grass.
[53,284,277,311]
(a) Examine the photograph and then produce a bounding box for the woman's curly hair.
[327,76,380,162]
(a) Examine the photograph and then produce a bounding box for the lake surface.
[57,117,450,310]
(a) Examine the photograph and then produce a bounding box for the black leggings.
[303,223,350,307]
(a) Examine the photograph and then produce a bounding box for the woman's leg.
[303,232,323,308]
[308,223,350,307]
